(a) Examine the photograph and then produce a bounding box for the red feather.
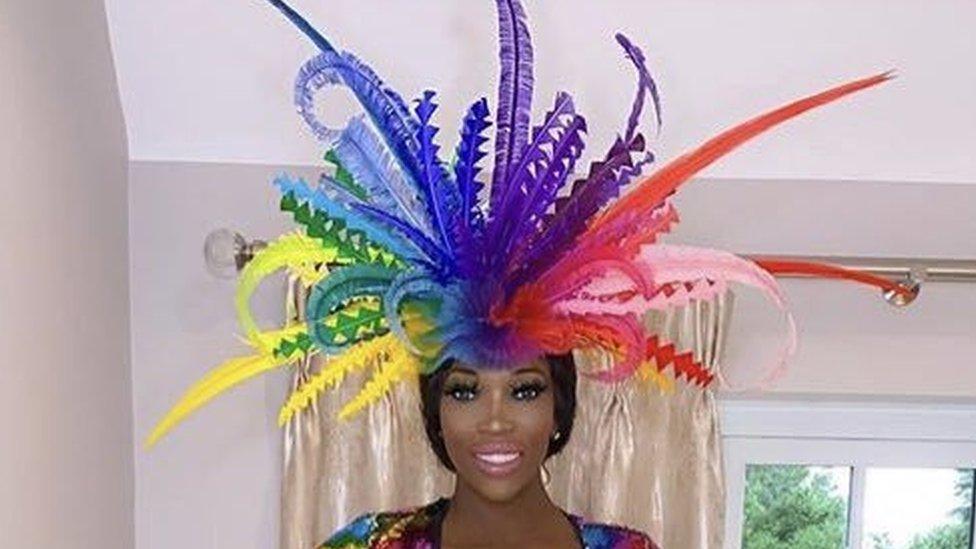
[587,72,894,237]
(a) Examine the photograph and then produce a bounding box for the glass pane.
[743,464,852,549]
[863,468,974,549]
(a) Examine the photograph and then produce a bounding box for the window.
[743,464,853,547]
[722,399,976,549]
[863,468,973,549]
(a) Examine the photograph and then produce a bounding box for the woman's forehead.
[448,359,549,378]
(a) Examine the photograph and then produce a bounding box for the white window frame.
[720,397,976,549]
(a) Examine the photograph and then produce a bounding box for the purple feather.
[508,134,648,287]
[615,33,663,141]
[415,91,461,259]
[490,92,575,231]
[489,0,535,216]
[455,98,492,230]
[496,97,588,278]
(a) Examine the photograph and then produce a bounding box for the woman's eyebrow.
[450,367,479,376]
[513,366,546,376]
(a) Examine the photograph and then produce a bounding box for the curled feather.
[306,265,399,353]
[294,52,425,189]
[616,33,662,139]
[235,232,334,345]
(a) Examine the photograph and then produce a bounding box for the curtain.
[547,291,733,549]
[280,282,733,549]
[279,280,454,549]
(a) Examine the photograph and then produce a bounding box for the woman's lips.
[471,443,524,478]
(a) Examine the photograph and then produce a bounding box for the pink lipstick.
[471,442,524,478]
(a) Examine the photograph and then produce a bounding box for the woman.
[321,355,657,548]
[146,1,899,547]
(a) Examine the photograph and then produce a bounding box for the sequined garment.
[320,498,659,548]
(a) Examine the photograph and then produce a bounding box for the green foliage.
[907,523,969,549]
[743,465,848,549]
[746,466,974,549]
[904,469,974,549]
[952,469,973,524]
[870,532,894,549]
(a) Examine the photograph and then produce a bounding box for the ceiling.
[105,0,976,184]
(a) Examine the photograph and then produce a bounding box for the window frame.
[720,397,976,549]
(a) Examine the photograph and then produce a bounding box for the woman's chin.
[471,479,527,503]
[462,468,537,503]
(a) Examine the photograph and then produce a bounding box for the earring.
[551,430,561,442]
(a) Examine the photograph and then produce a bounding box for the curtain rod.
[203,229,976,307]
[742,255,976,283]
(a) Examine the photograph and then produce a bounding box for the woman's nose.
[478,389,514,433]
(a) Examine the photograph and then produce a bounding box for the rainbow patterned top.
[146,0,903,447]
[321,498,658,549]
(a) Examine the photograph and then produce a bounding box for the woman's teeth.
[476,452,520,464]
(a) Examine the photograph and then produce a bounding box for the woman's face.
[440,360,556,503]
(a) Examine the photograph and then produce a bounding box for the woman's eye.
[512,383,547,401]
[446,385,478,402]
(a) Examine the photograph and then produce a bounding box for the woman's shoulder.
[318,498,447,548]
[575,516,661,549]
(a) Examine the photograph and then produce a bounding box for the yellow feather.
[338,342,420,420]
[145,353,290,448]
[253,323,308,356]
[277,334,402,426]
[236,232,336,344]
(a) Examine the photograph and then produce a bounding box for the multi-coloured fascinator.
[146,0,907,447]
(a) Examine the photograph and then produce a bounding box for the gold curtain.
[280,283,733,549]
[547,292,733,549]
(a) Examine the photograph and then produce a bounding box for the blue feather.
[266,0,336,54]
[273,173,418,260]
[352,202,454,274]
[382,271,441,356]
[295,52,425,187]
[334,116,432,235]
[318,173,365,208]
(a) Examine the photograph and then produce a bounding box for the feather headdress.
[146,0,904,447]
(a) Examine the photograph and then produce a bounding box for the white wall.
[130,162,301,549]
[105,0,976,184]
[130,161,975,548]
[674,179,976,396]
[0,1,133,547]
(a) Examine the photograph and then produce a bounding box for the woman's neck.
[441,477,578,547]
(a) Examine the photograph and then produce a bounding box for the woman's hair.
[418,354,577,472]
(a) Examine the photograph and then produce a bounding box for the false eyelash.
[511,380,548,399]
[444,381,479,400]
